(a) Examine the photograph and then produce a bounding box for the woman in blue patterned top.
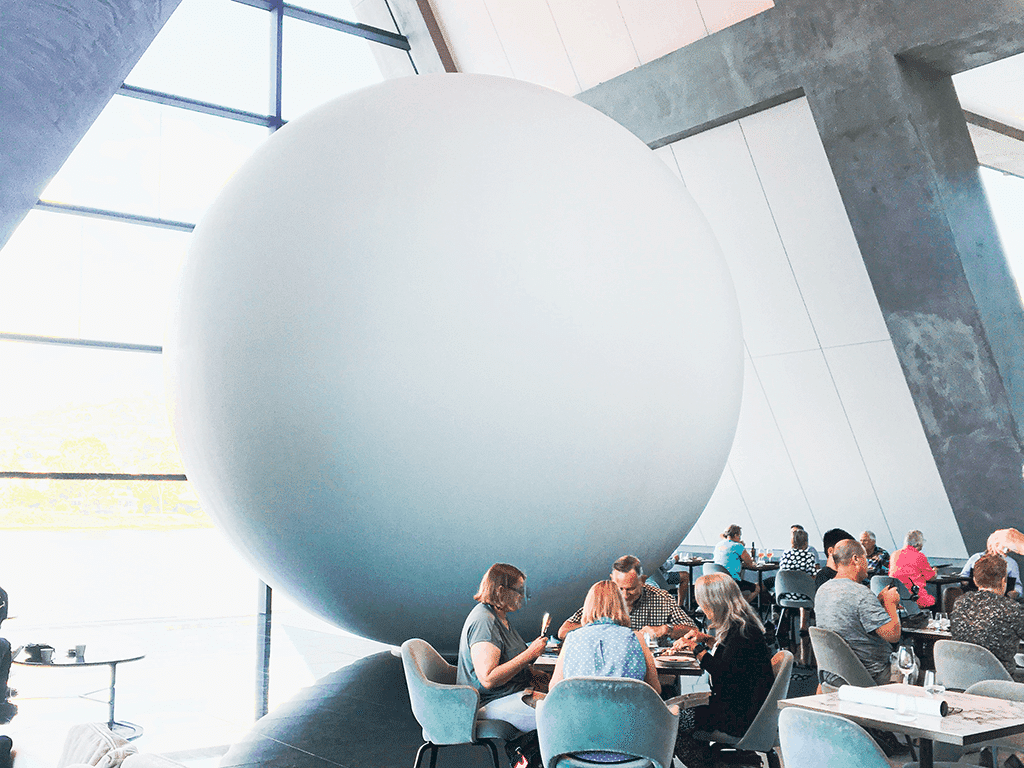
[550,580,661,762]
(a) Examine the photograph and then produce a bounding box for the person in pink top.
[889,529,936,608]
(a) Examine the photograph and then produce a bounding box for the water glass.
[923,669,945,696]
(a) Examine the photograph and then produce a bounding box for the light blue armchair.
[400,638,519,768]
[536,676,678,768]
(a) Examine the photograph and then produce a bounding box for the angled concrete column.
[580,0,1024,553]
[0,0,182,250]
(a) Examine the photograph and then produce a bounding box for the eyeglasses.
[510,584,531,603]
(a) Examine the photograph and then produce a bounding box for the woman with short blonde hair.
[579,580,630,627]
[457,563,547,733]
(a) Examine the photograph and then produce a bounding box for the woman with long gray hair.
[670,573,774,768]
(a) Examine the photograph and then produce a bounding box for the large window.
[0,0,415,746]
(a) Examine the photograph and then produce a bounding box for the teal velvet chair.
[702,563,730,577]
[774,571,817,650]
[779,707,891,768]
[536,676,678,768]
[808,626,877,691]
[400,638,518,768]
[934,639,1012,691]
[779,707,978,768]
[706,650,793,768]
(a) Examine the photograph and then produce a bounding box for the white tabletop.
[779,683,1024,747]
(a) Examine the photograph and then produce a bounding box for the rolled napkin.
[837,685,948,717]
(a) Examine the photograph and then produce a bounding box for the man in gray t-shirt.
[814,539,902,685]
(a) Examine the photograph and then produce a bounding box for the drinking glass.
[923,669,945,696]
[897,645,916,685]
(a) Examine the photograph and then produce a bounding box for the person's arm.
[549,645,566,688]
[634,631,661,695]
[470,636,546,690]
[659,599,697,639]
[920,552,937,581]
[989,529,1024,556]
[739,547,756,569]
[556,620,580,640]
[874,586,902,643]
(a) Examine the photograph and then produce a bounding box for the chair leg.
[481,740,501,768]
[413,742,434,768]
[766,748,782,768]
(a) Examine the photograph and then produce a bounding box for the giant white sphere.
[166,74,742,653]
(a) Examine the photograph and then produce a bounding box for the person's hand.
[988,529,1024,555]
[527,635,547,661]
[1010,590,1020,600]
[879,585,901,609]
[640,625,663,639]
[671,636,695,653]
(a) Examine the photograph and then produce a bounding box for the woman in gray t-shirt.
[456,563,547,731]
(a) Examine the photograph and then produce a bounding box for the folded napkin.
[837,685,948,717]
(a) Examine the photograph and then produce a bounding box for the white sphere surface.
[166,74,742,653]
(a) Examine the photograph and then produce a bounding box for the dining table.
[534,647,704,678]
[779,683,1024,768]
[743,561,779,613]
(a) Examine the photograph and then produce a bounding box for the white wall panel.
[669,124,818,358]
[824,341,966,556]
[696,0,773,36]
[740,99,890,348]
[754,349,891,540]
[480,0,580,93]
[617,0,707,64]
[545,0,640,91]
[428,0,514,77]
[727,351,815,550]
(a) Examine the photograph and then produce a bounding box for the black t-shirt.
[814,566,838,589]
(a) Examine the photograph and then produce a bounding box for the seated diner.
[456,563,548,732]
[889,529,936,608]
[671,573,774,768]
[557,555,694,640]
[549,580,661,762]
[713,524,760,603]
[950,553,1024,682]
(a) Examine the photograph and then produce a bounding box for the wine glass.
[897,645,916,685]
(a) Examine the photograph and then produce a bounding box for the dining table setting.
[780,682,1024,768]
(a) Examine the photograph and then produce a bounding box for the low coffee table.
[14,644,145,740]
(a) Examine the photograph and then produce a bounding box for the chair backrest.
[773,570,817,607]
[966,679,1024,701]
[943,585,964,614]
[807,627,876,688]
[400,638,480,745]
[732,650,794,752]
[869,575,921,616]
[702,562,730,577]
[934,639,1013,691]
[779,707,890,768]
[536,676,679,768]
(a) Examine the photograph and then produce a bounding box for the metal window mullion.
[118,84,277,128]
[0,332,162,353]
[34,200,195,233]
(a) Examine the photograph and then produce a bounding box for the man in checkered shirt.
[556,555,695,641]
